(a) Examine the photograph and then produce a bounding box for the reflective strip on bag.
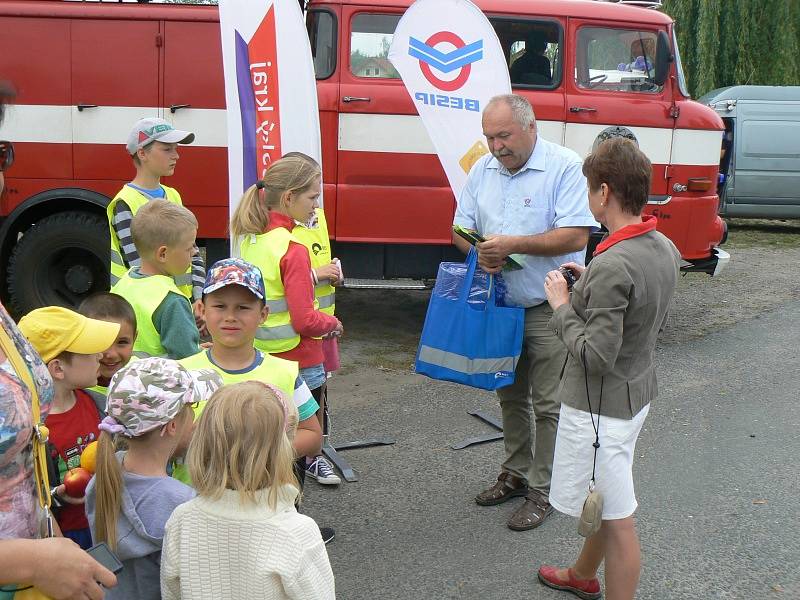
[255,323,299,341]
[417,345,517,375]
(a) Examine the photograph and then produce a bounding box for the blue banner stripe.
[409,48,484,73]
[408,37,483,66]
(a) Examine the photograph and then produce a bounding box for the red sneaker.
[537,565,602,600]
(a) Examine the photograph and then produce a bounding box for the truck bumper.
[681,247,730,276]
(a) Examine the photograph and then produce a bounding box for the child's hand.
[193,299,208,337]
[54,484,86,505]
[332,319,344,337]
[315,262,342,285]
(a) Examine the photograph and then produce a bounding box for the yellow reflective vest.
[111,269,185,359]
[239,228,306,354]
[107,184,194,299]
[292,208,336,317]
[173,349,299,484]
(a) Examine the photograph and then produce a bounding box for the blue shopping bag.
[415,249,524,390]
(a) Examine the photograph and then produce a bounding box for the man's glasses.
[0,141,14,172]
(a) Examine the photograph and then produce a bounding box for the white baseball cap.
[126,117,195,155]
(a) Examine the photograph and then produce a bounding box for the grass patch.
[725,218,800,249]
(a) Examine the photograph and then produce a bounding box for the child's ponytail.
[93,431,123,551]
[230,156,321,240]
[230,183,270,239]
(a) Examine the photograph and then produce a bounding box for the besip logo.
[409,32,483,92]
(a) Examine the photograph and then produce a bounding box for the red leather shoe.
[537,565,602,600]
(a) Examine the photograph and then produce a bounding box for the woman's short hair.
[582,138,652,215]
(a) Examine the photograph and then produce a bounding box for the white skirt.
[550,402,650,521]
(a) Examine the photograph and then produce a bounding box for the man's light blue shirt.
[454,136,599,307]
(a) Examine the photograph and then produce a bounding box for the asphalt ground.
[301,292,800,599]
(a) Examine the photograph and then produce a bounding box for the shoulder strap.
[0,325,53,518]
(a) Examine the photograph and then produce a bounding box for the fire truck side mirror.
[654,30,673,86]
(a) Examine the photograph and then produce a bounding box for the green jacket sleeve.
[153,292,201,360]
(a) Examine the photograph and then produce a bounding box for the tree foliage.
[662,0,800,98]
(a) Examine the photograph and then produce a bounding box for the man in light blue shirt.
[453,94,598,532]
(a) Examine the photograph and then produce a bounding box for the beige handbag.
[578,347,603,538]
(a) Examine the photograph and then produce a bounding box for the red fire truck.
[0,0,728,314]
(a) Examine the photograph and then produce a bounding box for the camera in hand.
[559,267,577,290]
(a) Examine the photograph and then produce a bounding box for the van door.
[566,20,673,195]
[732,100,800,213]
[71,19,160,181]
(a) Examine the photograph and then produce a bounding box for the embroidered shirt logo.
[523,198,531,207]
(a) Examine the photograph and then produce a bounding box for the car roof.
[699,85,800,104]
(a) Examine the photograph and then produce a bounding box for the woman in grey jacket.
[537,138,680,600]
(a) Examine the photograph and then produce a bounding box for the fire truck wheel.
[7,212,109,314]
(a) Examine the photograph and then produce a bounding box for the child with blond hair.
[111,199,200,359]
[161,381,335,600]
[85,357,222,600]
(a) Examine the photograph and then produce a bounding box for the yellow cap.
[18,306,121,363]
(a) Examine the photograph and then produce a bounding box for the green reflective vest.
[111,269,186,359]
[292,208,336,318]
[239,228,304,354]
[107,184,193,299]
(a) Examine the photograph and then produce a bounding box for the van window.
[489,18,562,89]
[350,13,401,79]
[307,10,337,79]
[576,27,662,94]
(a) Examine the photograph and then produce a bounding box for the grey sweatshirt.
[85,452,195,600]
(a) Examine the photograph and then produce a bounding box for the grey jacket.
[550,229,680,419]
[85,452,195,600]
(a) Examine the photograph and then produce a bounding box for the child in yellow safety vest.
[107,117,205,313]
[172,257,323,484]
[281,152,343,485]
[231,156,344,489]
[111,200,200,361]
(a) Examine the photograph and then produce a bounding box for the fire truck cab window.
[350,14,401,79]
[307,10,336,79]
[490,19,562,89]
[576,27,662,94]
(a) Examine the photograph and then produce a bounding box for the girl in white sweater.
[160,381,335,600]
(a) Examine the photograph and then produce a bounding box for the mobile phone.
[452,224,486,245]
[87,542,124,575]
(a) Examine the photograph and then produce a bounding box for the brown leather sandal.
[507,490,554,530]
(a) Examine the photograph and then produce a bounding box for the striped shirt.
[112,184,206,301]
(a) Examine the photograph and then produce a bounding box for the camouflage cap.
[101,357,223,438]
